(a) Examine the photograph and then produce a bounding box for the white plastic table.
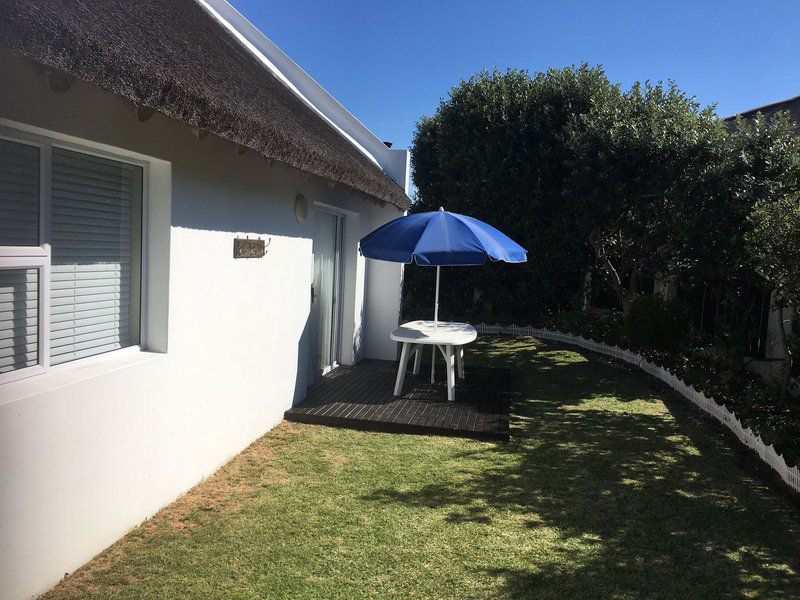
[390,320,478,402]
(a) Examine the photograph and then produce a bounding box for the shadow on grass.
[364,336,800,599]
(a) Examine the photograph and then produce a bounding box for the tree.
[747,194,800,401]
[683,112,799,275]
[743,113,800,401]
[675,112,800,357]
[409,65,616,323]
[568,81,725,315]
[408,64,800,357]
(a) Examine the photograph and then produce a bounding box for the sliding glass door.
[311,210,344,378]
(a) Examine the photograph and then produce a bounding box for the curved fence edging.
[475,323,800,494]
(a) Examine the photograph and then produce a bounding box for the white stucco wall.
[0,55,405,599]
[364,259,405,360]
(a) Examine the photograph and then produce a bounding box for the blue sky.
[234,0,800,151]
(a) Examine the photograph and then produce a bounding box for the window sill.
[0,348,166,407]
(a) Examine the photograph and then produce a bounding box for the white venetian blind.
[50,148,142,365]
[0,138,39,246]
[0,268,39,374]
[0,138,40,376]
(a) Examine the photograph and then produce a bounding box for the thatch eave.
[0,0,411,211]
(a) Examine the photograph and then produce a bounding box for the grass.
[45,337,800,599]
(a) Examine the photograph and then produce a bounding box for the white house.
[0,1,411,597]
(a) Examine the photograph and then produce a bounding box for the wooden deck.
[285,359,511,440]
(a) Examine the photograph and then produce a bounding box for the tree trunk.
[626,261,642,316]
[777,303,793,403]
[620,292,631,316]
[588,228,631,316]
[579,270,592,311]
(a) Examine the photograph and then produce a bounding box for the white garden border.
[475,323,800,494]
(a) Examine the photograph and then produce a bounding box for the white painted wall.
[0,55,405,599]
[364,259,405,361]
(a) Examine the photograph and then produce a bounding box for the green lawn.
[46,337,800,599]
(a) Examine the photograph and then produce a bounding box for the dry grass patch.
[322,448,350,469]
[42,423,293,599]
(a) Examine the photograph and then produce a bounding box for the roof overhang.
[0,0,412,210]
[197,0,411,194]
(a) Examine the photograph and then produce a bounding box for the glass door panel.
[312,211,343,377]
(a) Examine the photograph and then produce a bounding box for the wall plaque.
[233,238,267,258]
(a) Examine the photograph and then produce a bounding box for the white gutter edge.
[195,0,411,194]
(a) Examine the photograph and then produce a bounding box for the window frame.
[0,257,49,383]
[0,124,150,384]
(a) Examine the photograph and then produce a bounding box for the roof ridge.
[724,94,800,121]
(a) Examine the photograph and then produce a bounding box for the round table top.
[390,320,477,346]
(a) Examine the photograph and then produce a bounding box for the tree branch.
[589,227,629,311]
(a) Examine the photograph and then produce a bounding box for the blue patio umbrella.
[359,207,527,329]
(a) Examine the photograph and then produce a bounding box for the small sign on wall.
[233,237,268,258]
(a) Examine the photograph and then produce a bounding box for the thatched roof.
[0,0,411,210]
[724,95,800,135]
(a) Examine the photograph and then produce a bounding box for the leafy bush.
[553,309,624,346]
[623,295,689,352]
[747,190,800,400]
[409,66,610,323]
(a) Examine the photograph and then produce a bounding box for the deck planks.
[284,359,511,441]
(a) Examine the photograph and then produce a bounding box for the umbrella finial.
[439,206,444,211]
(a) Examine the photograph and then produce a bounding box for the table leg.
[445,344,456,401]
[413,344,422,374]
[457,345,465,379]
[394,342,411,397]
[430,344,436,384]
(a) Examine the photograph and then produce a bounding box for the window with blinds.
[0,137,41,379]
[0,138,39,246]
[0,268,38,375]
[50,148,142,365]
[0,131,144,382]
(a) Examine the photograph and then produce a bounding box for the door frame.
[311,207,345,379]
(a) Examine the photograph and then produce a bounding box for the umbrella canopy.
[359,207,526,382]
[359,208,527,266]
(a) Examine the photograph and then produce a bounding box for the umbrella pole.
[434,266,440,329]
[431,266,440,383]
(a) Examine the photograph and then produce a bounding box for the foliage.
[676,113,800,393]
[42,338,800,599]
[747,192,800,305]
[678,113,799,286]
[408,68,800,342]
[407,65,800,460]
[553,309,624,346]
[568,81,725,314]
[408,65,614,323]
[747,191,800,400]
[406,65,800,459]
[623,295,689,352]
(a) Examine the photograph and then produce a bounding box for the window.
[0,268,40,375]
[0,132,144,383]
